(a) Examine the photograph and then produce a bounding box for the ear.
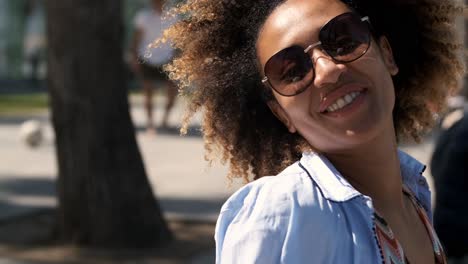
[267,100,297,133]
[378,36,399,76]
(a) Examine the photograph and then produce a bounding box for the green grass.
[0,90,164,115]
[0,93,49,115]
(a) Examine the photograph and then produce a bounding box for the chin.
[303,125,386,154]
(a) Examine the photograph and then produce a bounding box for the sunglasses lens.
[263,13,370,96]
[264,46,314,96]
[320,13,370,62]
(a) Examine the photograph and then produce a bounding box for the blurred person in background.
[23,0,46,85]
[130,0,177,134]
[432,98,468,264]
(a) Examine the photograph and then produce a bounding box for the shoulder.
[215,162,337,263]
[216,164,308,239]
[221,164,304,209]
[398,150,433,218]
[218,162,328,219]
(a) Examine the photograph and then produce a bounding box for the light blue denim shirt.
[215,150,431,264]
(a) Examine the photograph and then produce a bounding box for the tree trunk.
[46,0,172,248]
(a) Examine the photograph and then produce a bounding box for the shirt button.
[418,178,427,186]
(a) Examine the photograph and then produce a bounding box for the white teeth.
[344,94,353,104]
[337,98,346,109]
[325,91,361,113]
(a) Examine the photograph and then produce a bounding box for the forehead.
[257,0,351,67]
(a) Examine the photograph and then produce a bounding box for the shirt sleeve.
[416,174,433,222]
[215,208,288,264]
[214,173,335,264]
[214,178,291,264]
[215,184,289,264]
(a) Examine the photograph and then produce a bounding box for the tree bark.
[46,0,172,248]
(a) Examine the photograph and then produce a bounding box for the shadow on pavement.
[0,205,216,263]
[0,176,225,220]
[0,203,54,244]
[0,115,49,126]
[0,177,221,262]
[159,197,226,218]
[0,200,49,226]
[0,177,56,198]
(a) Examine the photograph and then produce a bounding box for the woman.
[160,0,464,262]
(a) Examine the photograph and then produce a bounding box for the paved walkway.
[0,95,241,263]
[0,96,243,219]
[0,94,438,263]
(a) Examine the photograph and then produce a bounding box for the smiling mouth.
[324,91,362,113]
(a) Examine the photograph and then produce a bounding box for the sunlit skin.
[256,0,436,263]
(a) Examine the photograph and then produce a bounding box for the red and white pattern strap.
[373,186,447,264]
[374,212,408,264]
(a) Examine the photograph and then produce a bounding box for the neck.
[325,122,404,213]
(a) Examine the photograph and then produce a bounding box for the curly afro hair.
[156,0,464,182]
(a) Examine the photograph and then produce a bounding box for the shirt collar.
[299,150,426,202]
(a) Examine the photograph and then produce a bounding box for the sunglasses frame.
[261,12,371,97]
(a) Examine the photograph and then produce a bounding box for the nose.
[311,49,347,89]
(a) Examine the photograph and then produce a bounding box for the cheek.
[354,51,396,97]
[284,101,327,137]
[352,56,397,125]
[278,93,315,123]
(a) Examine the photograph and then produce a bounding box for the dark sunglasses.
[261,12,371,97]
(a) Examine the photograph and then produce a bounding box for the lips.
[318,84,367,113]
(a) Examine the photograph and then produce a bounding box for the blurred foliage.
[0,0,28,78]
[0,93,48,114]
